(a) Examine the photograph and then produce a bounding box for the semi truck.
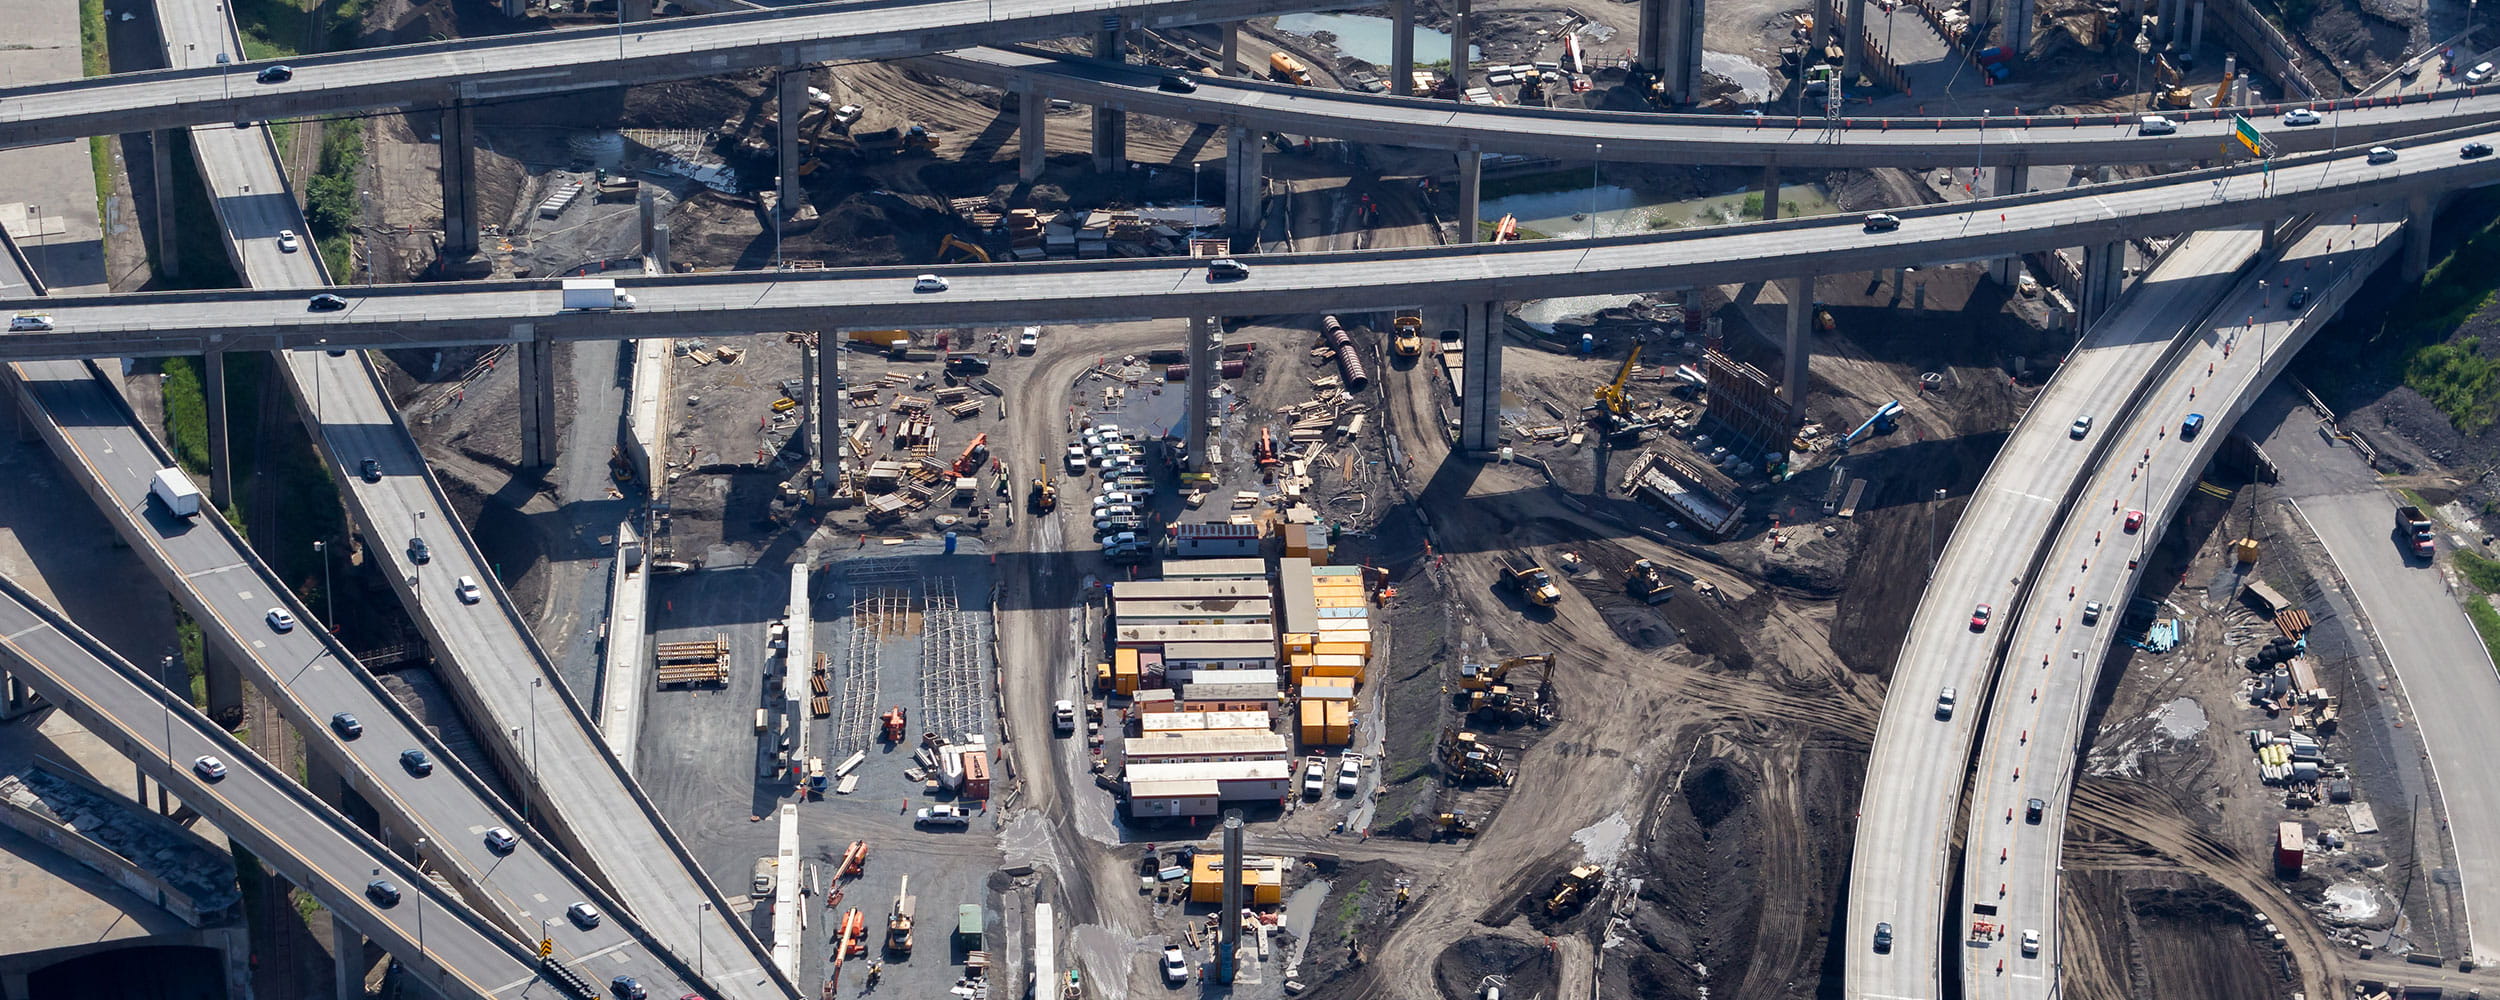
[561,278,635,311]
[151,468,203,518]
[1268,52,1313,86]
[2396,504,2437,559]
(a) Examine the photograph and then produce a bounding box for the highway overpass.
[925,46,2500,170]
[0,573,552,999]
[1960,212,2405,1000]
[1842,223,2270,1000]
[145,0,788,985]
[0,232,723,1000]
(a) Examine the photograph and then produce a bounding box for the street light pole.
[313,540,333,629]
[1589,144,1603,239]
[697,901,712,978]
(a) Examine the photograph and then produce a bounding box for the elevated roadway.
[924,46,2500,168]
[151,0,784,987]
[1843,224,2268,1000]
[0,0,1334,149]
[0,126,2493,360]
[1961,213,2406,999]
[0,573,544,998]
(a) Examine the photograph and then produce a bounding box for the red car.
[1970,604,1992,632]
[2124,509,2145,533]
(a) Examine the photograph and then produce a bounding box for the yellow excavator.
[1459,653,1552,691]
[937,234,991,264]
[1029,458,1057,513]
[1589,344,1655,440]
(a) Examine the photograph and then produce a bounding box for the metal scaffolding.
[917,575,985,742]
[835,586,889,754]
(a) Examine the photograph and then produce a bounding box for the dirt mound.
[1431,935,1556,1000]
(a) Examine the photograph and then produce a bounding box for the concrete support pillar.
[1092,23,1127,174]
[305,739,350,811]
[650,223,670,273]
[1782,277,1814,427]
[517,332,557,468]
[1225,126,1265,249]
[2080,240,2125,329]
[1019,90,1047,183]
[1759,165,1781,221]
[777,71,808,213]
[1186,316,1215,471]
[1845,0,1870,78]
[2190,0,2205,51]
[619,0,646,21]
[440,103,477,258]
[203,646,241,726]
[817,331,845,475]
[203,351,233,510]
[2261,217,2283,255]
[1456,144,1482,244]
[1390,0,1415,95]
[2405,193,2434,282]
[1222,21,1242,77]
[1449,0,1473,95]
[150,130,180,280]
[1456,301,1504,452]
[1990,164,2024,286]
[2005,0,2032,55]
[334,912,363,1000]
[1635,0,1706,103]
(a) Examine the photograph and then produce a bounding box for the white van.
[2467,61,2495,84]
[2137,115,2176,135]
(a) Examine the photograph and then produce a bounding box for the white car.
[2069,415,2092,439]
[265,608,297,632]
[1098,530,1141,549]
[912,274,949,292]
[8,314,54,332]
[1018,327,1040,353]
[1090,423,1123,437]
[483,826,519,853]
[1161,946,1190,983]
[2367,146,2398,164]
[2282,108,2320,125]
[1094,491,1138,508]
[2020,928,2040,956]
[193,755,228,781]
[276,229,300,252]
[1336,754,1364,795]
[1064,444,1090,474]
[454,575,482,604]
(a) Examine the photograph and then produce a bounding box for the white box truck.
[561,278,634,311]
[150,468,202,517]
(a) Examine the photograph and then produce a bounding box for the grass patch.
[1335,878,1370,933]
[1738,193,1802,220]
[2443,548,2500,672]
[2464,598,2500,668]
[291,886,324,922]
[2455,549,2500,594]
[176,616,206,708]
[2293,188,2500,424]
[159,359,212,475]
[2406,339,2500,434]
[305,123,364,281]
[232,0,373,60]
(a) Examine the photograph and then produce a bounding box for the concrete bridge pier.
[1222,22,1241,76]
[778,71,808,211]
[1390,0,1414,95]
[151,130,180,279]
[1989,163,2025,287]
[1457,144,1482,243]
[2004,0,2033,57]
[1186,316,1216,470]
[2405,193,2435,281]
[1844,0,1869,79]
[440,102,477,258]
[2080,240,2125,329]
[1449,0,1473,95]
[1782,277,1814,427]
[1092,22,1129,173]
[1456,300,1505,452]
[1637,0,1705,102]
[1759,165,1781,220]
[202,646,241,729]
[516,331,557,469]
[334,912,364,1000]
[1020,89,1047,182]
[203,351,233,510]
[620,0,648,22]
[1225,126,1265,249]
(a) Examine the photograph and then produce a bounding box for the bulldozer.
[936,233,991,264]
[1501,559,1562,608]
[1433,811,1483,839]
[1544,864,1603,917]
[1436,728,1513,786]
[1587,344,1657,441]
[1391,310,1424,358]
[1627,559,1676,604]
[1029,459,1057,513]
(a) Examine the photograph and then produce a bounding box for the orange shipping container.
[1115,648,1142,694]
[1282,633,1317,653]
[1323,701,1351,744]
[1298,700,1329,745]
[1313,642,1369,658]
[962,750,991,800]
[1287,654,1317,684]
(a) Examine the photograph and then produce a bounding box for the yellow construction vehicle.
[1459,653,1553,692]
[2156,86,2196,108]
[1588,344,1656,440]
[1501,559,1562,608]
[1392,310,1424,358]
[1433,811,1482,839]
[1627,559,1675,604]
[2153,53,2182,86]
[1435,728,1513,785]
[1030,458,1057,513]
[937,233,991,264]
[885,875,916,956]
[1544,865,1603,916]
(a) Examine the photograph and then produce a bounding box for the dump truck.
[561,277,633,311]
[150,467,203,518]
[2397,504,2437,559]
[1391,310,1424,357]
[1269,51,1313,86]
[1501,559,1561,607]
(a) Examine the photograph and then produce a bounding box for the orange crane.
[840,840,870,878]
[881,706,907,744]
